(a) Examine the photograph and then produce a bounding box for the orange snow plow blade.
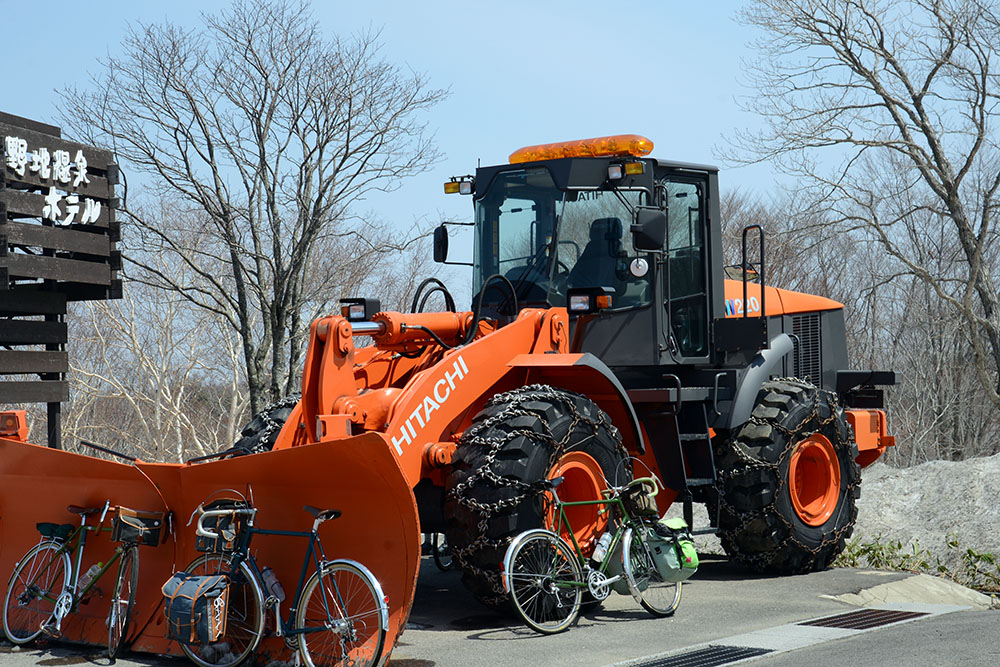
[0,433,419,662]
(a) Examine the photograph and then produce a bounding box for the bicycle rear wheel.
[3,541,70,644]
[622,526,682,617]
[108,545,139,659]
[180,553,265,667]
[503,529,582,634]
[296,560,388,667]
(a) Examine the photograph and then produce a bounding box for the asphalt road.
[1,555,996,666]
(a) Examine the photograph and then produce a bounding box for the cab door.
[662,177,710,362]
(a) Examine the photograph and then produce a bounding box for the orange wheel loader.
[0,133,896,661]
[228,134,896,607]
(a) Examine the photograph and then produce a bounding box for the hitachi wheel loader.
[231,134,896,606]
[0,133,895,660]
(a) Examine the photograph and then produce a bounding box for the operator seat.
[567,217,624,291]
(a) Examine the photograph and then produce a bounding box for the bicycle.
[2,500,165,658]
[501,475,683,634]
[179,490,389,667]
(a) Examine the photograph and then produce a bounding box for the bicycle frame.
[547,495,635,586]
[26,502,126,627]
[205,512,354,643]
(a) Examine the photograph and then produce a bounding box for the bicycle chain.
[715,378,860,571]
[447,384,627,605]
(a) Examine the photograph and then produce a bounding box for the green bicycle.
[501,475,682,633]
[3,500,165,658]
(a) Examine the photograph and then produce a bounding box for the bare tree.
[58,0,446,412]
[729,0,1000,411]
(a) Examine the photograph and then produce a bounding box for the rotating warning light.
[509,134,654,164]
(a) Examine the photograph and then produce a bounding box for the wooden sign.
[0,111,122,446]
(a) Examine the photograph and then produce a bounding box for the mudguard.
[0,434,419,662]
[722,333,794,429]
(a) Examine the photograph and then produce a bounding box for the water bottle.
[78,563,102,592]
[591,532,613,564]
[260,566,286,602]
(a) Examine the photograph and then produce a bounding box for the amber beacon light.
[509,134,654,164]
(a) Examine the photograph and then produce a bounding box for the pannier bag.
[195,499,248,553]
[647,517,699,583]
[111,507,165,546]
[162,572,230,645]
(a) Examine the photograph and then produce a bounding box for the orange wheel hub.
[545,451,608,554]
[788,434,840,526]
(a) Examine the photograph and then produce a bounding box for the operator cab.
[437,134,720,369]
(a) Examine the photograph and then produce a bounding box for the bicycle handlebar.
[190,505,257,539]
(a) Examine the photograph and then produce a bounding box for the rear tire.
[444,385,629,607]
[108,545,139,659]
[3,542,69,644]
[296,560,387,667]
[714,379,860,573]
[503,530,582,634]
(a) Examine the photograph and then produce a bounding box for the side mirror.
[433,224,449,263]
[631,207,666,251]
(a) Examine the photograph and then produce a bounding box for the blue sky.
[3,1,774,246]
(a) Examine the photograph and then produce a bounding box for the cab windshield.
[473,167,651,310]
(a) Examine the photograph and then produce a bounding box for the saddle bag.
[647,517,699,583]
[111,507,165,546]
[161,572,229,645]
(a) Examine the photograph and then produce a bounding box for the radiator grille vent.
[792,314,822,383]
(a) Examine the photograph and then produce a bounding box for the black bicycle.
[179,490,388,667]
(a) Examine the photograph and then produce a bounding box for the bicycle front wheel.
[3,541,70,644]
[108,545,139,659]
[296,560,388,667]
[622,526,682,617]
[181,553,266,667]
[503,530,583,634]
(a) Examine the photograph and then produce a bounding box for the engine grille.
[792,313,822,383]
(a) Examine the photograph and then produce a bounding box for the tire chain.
[239,394,301,454]
[716,378,860,572]
[446,384,627,604]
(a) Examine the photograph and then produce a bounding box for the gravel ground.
[852,453,1000,566]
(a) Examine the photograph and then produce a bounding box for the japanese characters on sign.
[4,135,99,226]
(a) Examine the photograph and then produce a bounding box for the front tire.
[444,385,629,607]
[108,545,139,659]
[296,560,387,667]
[715,379,860,573]
[621,526,681,617]
[180,554,265,667]
[3,542,70,645]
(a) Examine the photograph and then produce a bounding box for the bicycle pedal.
[39,623,61,638]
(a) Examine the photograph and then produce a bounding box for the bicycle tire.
[3,541,70,644]
[432,533,453,571]
[180,553,266,667]
[108,545,139,659]
[296,560,388,667]
[621,526,682,617]
[502,529,582,634]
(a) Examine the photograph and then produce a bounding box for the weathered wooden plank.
[0,120,113,166]
[0,169,111,200]
[0,381,68,403]
[62,279,122,302]
[0,253,111,286]
[1,189,113,228]
[0,320,67,345]
[0,112,60,138]
[0,289,66,315]
[0,350,68,374]
[1,220,111,256]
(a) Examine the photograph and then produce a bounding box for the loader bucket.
[0,433,420,664]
